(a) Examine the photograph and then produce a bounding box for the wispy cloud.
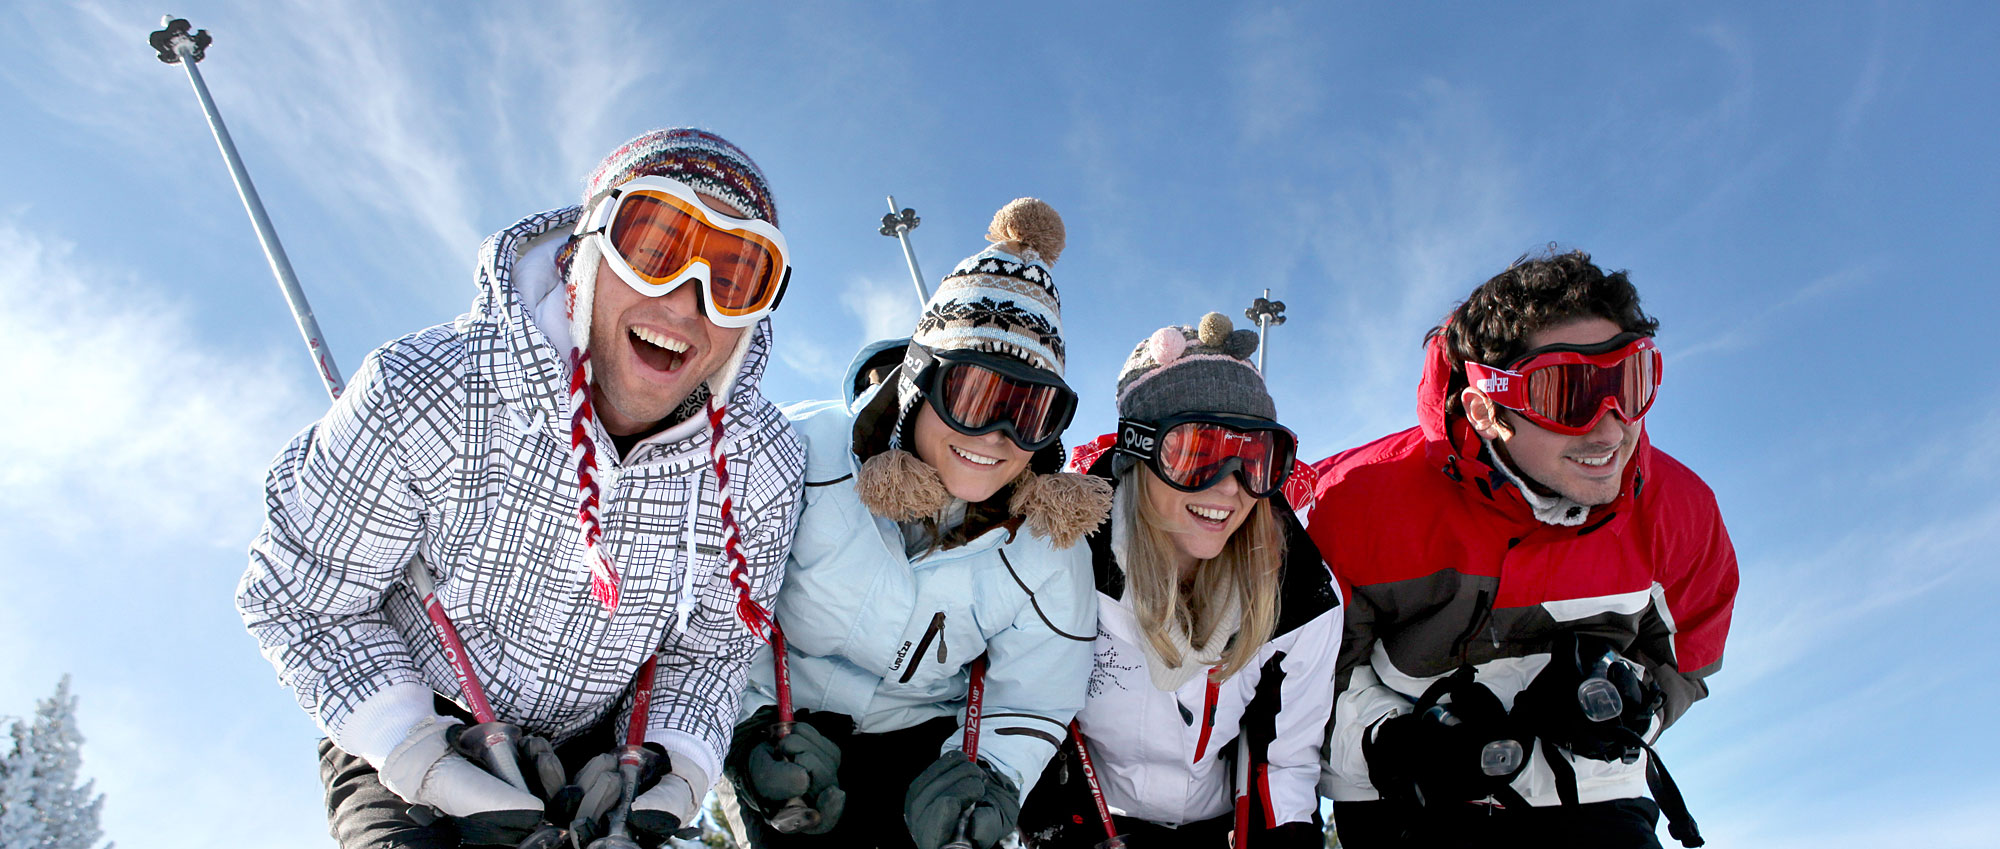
[1229,7,1326,145]
[1723,498,1998,691]
[842,273,924,345]
[1267,77,1534,448]
[0,221,315,545]
[1673,263,1872,362]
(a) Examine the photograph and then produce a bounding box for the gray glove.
[378,716,544,844]
[728,707,845,834]
[904,752,1019,849]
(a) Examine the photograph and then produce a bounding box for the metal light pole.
[150,16,345,400]
[879,196,929,305]
[1245,288,1287,375]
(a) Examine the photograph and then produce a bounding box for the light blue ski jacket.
[742,340,1098,796]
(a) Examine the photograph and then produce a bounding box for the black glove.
[1363,666,1528,807]
[904,752,1020,849]
[1518,633,1661,762]
[726,706,846,834]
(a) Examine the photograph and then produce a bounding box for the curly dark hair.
[1429,247,1660,419]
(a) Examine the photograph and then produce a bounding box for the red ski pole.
[404,558,533,794]
[940,656,990,849]
[764,624,823,833]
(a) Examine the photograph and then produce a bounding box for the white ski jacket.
[1065,455,1342,830]
[237,207,806,792]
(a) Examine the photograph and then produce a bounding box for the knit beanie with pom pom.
[855,198,1109,547]
[1111,312,1274,477]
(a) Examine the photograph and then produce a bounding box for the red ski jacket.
[1311,335,1737,806]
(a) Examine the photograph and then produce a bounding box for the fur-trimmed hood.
[843,338,1108,548]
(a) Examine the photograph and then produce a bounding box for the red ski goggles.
[907,345,1077,452]
[1464,333,1662,436]
[575,176,791,328]
[1115,413,1298,498]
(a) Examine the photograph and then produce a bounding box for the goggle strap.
[1114,419,1163,460]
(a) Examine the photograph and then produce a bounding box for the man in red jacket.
[1312,250,1737,848]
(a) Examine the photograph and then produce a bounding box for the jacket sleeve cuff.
[333,681,441,768]
[644,727,720,806]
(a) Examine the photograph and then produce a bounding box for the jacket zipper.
[1190,667,1222,763]
[1451,589,1494,665]
[900,612,947,683]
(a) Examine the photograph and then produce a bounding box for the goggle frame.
[1115,412,1298,499]
[1464,333,1663,436]
[574,176,792,328]
[907,345,1078,453]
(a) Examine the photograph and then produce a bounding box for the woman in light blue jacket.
[727,199,1109,849]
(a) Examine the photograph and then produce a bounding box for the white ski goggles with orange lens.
[575,176,791,328]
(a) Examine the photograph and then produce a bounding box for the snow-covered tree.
[0,676,108,849]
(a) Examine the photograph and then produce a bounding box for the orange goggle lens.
[607,191,785,316]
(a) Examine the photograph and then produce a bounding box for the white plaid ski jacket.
[237,207,806,786]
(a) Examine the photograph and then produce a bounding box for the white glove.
[378,715,543,817]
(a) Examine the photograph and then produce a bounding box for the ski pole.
[148,16,344,400]
[584,656,660,849]
[938,656,989,849]
[764,624,822,833]
[878,197,929,304]
[404,558,534,795]
[1244,289,1287,377]
[1068,721,1128,849]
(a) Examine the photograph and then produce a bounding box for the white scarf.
[1110,487,1244,691]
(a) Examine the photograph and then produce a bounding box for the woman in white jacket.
[726,199,1111,849]
[1020,314,1342,848]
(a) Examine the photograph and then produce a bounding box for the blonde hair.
[1119,467,1285,680]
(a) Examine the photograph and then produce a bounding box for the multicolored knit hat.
[561,128,778,614]
[854,198,1110,547]
[908,198,1067,374]
[1116,311,1274,423]
[564,128,779,391]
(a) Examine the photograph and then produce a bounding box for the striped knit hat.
[908,198,1067,374]
[855,198,1111,547]
[561,128,778,614]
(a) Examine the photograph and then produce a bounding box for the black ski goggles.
[1115,413,1298,498]
[906,345,1077,452]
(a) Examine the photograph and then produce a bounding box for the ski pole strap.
[1540,732,1702,848]
[1638,736,1703,847]
[962,655,987,762]
[1068,721,1119,843]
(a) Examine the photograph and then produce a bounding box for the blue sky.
[1,2,1994,846]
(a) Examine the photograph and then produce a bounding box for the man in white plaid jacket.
[237,129,806,848]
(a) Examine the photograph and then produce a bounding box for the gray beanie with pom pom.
[1115,312,1275,423]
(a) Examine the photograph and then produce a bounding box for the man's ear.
[1462,387,1513,441]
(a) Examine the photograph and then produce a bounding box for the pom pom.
[1224,329,1260,361]
[856,449,951,521]
[1197,312,1233,347]
[1145,327,1186,365]
[1009,472,1113,548]
[987,198,1067,264]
